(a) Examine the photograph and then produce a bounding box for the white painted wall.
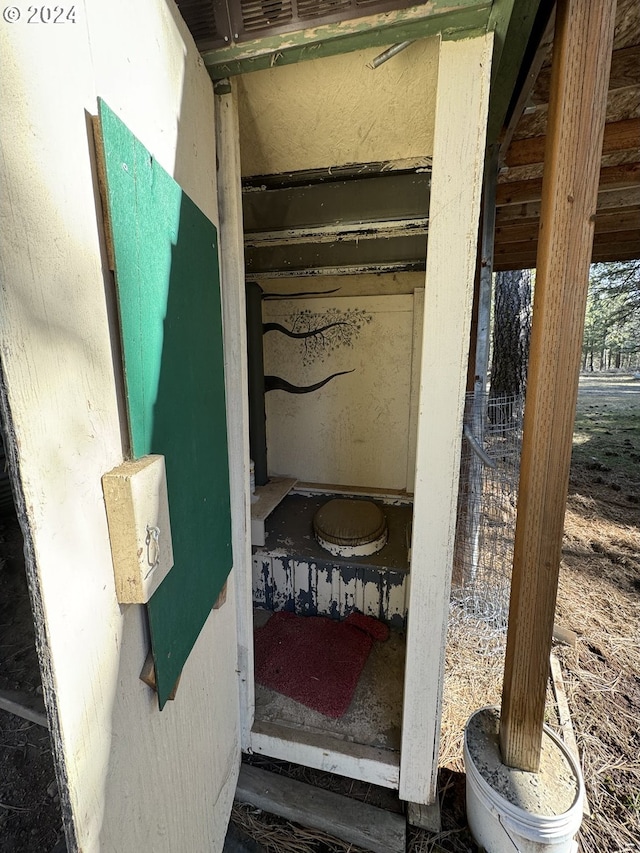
[263,295,415,489]
[237,39,439,175]
[0,2,239,850]
[259,272,427,298]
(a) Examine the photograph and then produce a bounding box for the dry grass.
[555,497,640,853]
[439,606,506,773]
[231,802,369,853]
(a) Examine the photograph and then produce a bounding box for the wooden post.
[500,0,616,771]
[399,31,493,805]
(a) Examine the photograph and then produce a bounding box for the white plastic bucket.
[463,708,584,853]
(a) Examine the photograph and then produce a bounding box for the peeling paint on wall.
[253,554,408,627]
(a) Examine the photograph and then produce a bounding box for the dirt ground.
[0,372,638,852]
[0,519,64,852]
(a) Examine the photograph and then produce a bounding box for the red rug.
[254,611,389,719]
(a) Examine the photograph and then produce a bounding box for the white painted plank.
[400,32,494,805]
[293,560,318,615]
[271,556,293,611]
[252,556,269,608]
[362,576,381,618]
[236,764,406,853]
[216,82,255,750]
[251,720,400,789]
[315,564,334,616]
[340,569,358,617]
[383,574,408,626]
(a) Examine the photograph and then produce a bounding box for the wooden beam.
[495,228,640,260]
[486,0,550,144]
[495,208,640,244]
[250,720,400,789]
[407,800,441,833]
[532,44,640,104]
[549,654,591,817]
[399,31,493,804]
[499,0,616,772]
[496,162,640,206]
[505,117,640,168]
[0,688,48,728]
[495,187,640,224]
[498,6,555,158]
[494,242,640,271]
[214,81,255,750]
[235,764,406,853]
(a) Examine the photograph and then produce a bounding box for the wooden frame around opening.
[217,32,494,797]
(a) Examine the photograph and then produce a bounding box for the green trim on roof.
[202,2,492,79]
[486,0,545,142]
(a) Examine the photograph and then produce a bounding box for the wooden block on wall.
[102,455,174,604]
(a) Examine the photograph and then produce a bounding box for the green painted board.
[98,100,232,708]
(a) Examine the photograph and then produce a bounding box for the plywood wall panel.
[0,2,239,849]
[237,40,439,176]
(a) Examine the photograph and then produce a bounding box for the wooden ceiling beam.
[495,187,640,224]
[497,5,555,157]
[495,228,640,259]
[505,117,640,168]
[532,44,640,104]
[496,207,640,244]
[494,241,640,272]
[496,162,640,206]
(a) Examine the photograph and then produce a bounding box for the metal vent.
[178,0,421,47]
[175,0,228,49]
[241,0,294,32]
[297,0,352,20]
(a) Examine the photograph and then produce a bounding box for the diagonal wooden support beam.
[499,0,617,772]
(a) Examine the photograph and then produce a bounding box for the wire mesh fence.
[452,392,525,628]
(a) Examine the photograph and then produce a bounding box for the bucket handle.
[498,812,524,852]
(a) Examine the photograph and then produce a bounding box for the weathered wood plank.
[549,654,590,817]
[399,31,493,805]
[251,719,400,789]
[496,207,640,245]
[500,0,616,771]
[235,764,406,853]
[505,117,640,168]
[495,187,640,225]
[496,162,640,206]
[494,233,640,271]
[250,477,297,547]
[0,689,48,729]
[215,82,255,748]
[532,45,640,105]
[552,623,577,648]
[407,800,441,833]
